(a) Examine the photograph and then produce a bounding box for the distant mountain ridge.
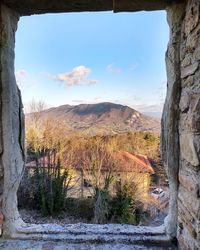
[27,102,160,135]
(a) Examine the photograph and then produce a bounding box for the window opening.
[16,11,169,228]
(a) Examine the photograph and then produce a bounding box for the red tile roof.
[26,151,154,174]
[113,151,154,174]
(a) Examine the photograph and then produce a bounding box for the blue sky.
[15,11,169,114]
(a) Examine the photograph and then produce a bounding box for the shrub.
[94,189,111,224]
[18,158,72,216]
[110,182,137,225]
[34,158,70,216]
[65,198,94,221]
[18,169,41,210]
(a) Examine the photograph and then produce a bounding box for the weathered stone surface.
[181,62,199,78]
[162,1,200,248]
[191,93,200,112]
[113,0,180,12]
[180,133,199,166]
[181,69,200,93]
[179,170,200,197]
[185,24,200,52]
[194,47,200,61]
[161,2,185,240]
[178,185,200,220]
[178,199,196,227]
[181,54,192,67]
[1,0,184,15]
[3,222,174,247]
[0,240,177,250]
[184,0,200,36]
[0,213,4,236]
[179,93,189,112]
[2,0,113,15]
[179,93,200,132]
[181,75,194,87]
[180,157,200,176]
[0,0,200,249]
[178,226,200,250]
[178,210,197,243]
[0,4,25,237]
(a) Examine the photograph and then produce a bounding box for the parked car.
[151,188,165,199]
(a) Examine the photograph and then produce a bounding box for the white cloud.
[153,81,167,104]
[72,97,102,105]
[130,103,164,113]
[72,99,85,103]
[15,70,39,90]
[88,79,98,85]
[94,97,101,101]
[39,71,54,80]
[16,69,27,78]
[15,70,28,87]
[106,64,122,74]
[55,66,98,86]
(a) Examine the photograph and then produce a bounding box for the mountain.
[26,102,160,135]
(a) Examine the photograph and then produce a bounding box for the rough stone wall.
[177,0,200,249]
[162,1,200,248]
[2,0,177,16]
[0,1,200,249]
[162,2,185,241]
[0,4,25,237]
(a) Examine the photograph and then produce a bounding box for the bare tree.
[74,137,116,223]
[24,100,78,215]
[77,137,115,195]
[27,99,47,128]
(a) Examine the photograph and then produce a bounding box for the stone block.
[191,93,200,113]
[178,197,199,244]
[180,133,200,166]
[178,225,200,250]
[178,199,196,226]
[0,5,19,48]
[179,112,200,133]
[179,171,200,197]
[194,47,200,61]
[181,62,199,79]
[0,213,4,236]
[185,25,200,52]
[181,75,194,87]
[179,94,189,113]
[178,185,200,219]
[179,215,197,240]
[181,54,192,67]
[184,0,200,36]
[180,39,187,61]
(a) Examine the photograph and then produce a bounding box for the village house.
[26,151,154,199]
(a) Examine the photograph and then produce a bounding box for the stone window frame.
[0,0,186,246]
